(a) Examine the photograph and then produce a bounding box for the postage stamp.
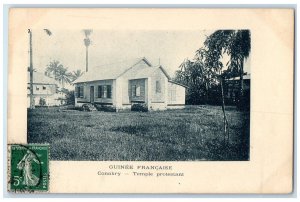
[8,144,49,192]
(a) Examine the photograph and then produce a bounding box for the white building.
[73,57,186,111]
[27,72,66,107]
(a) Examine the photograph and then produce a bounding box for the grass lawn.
[28,105,250,161]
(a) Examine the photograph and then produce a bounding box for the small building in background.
[225,74,251,105]
[27,72,67,107]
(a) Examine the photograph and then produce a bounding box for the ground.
[28,105,250,161]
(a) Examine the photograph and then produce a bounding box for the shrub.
[94,104,116,112]
[65,90,75,105]
[39,97,46,106]
[131,103,148,112]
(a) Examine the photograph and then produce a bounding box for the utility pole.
[28,29,35,109]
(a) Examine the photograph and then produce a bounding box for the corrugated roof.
[74,57,152,83]
[27,72,58,85]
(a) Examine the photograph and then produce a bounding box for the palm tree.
[28,29,52,109]
[45,60,73,88]
[202,29,251,144]
[71,69,84,82]
[83,29,93,72]
[227,30,251,109]
[203,30,233,144]
[45,60,63,80]
[55,66,73,88]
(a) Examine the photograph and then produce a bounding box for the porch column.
[147,77,151,110]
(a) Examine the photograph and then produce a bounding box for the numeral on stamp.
[9,144,49,192]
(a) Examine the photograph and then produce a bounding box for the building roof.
[27,72,58,85]
[228,74,251,81]
[127,65,172,80]
[74,57,152,83]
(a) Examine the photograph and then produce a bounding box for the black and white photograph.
[27,29,251,161]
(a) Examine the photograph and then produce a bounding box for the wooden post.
[29,29,35,109]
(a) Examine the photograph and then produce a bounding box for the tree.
[71,69,84,82]
[175,58,208,105]
[174,49,216,105]
[201,30,234,144]
[206,30,251,109]
[83,29,93,72]
[55,66,73,88]
[28,29,52,109]
[227,30,251,109]
[45,60,73,88]
[45,60,63,80]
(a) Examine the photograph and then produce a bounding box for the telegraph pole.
[29,29,35,109]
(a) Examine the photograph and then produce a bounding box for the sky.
[31,29,250,78]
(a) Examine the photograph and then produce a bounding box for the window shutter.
[107,85,112,98]
[81,86,84,98]
[132,85,136,97]
[75,87,78,98]
[98,86,103,98]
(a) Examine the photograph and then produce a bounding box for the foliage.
[45,60,73,87]
[71,70,84,82]
[39,97,46,106]
[174,30,251,145]
[65,90,75,105]
[174,30,251,108]
[131,103,148,112]
[94,104,117,112]
[83,29,93,47]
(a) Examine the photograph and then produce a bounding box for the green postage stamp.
[9,144,49,192]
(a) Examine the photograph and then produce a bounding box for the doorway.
[90,86,94,103]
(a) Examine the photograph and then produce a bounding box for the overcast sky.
[31,30,250,77]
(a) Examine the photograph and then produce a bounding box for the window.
[76,86,84,98]
[132,85,140,97]
[43,86,46,90]
[98,85,112,98]
[171,88,176,101]
[136,86,140,96]
[156,81,161,93]
[103,86,107,98]
[36,86,39,91]
[27,86,30,90]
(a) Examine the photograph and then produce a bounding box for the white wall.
[167,82,186,106]
[75,79,114,106]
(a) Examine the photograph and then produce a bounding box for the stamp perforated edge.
[7,143,50,193]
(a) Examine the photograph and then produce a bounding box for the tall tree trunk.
[238,58,244,110]
[220,75,229,145]
[86,46,89,72]
[29,30,35,109]
[205,82,209,105]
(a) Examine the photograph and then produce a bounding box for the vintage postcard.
[7,8,294,193]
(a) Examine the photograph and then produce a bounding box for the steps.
[82,103,97,111]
